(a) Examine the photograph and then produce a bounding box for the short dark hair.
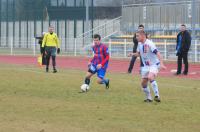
[136,30,146,35]
[93,34,101,40]
[49,25,54,28]
[138,24,144,28]
[181,24,186,27]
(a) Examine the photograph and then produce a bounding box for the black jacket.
[35,36,43,45]
[176,30,191,53]
[132,33,138,53]
[35,36,44,54]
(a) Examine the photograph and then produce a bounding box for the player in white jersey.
[129,30,166,102]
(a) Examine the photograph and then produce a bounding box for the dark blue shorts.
[45,47,56,56]
[88,64,107,79]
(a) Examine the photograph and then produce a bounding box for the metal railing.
[77,16,122,39]
[0,37,200,62]
[75,16,122,48]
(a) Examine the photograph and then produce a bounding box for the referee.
[42,26,60,73]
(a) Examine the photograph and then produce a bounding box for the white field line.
[0,67,83,78]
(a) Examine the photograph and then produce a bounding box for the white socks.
[143,86,152,100]
[150,80,159,97]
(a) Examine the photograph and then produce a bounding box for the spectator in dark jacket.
[35,32,46,53]
[35,32,46,65]
[176,24,191,75]
[128,24,148,73]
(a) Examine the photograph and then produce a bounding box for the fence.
[0,16,122,57]
[121,1,200,35]
[0,37,200,62]
[102,38,200,62]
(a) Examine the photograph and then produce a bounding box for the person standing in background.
[128,24,146,74]
[176,24,191,75]
[41,26,60,73]
[36,32,46,65]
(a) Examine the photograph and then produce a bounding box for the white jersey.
[137,39,160,67]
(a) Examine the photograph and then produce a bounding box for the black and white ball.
[81,84,90,92]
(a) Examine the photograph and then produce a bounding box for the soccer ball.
[81,84,90,92]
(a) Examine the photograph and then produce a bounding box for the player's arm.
[88,47,95,65]
[101,48,109,67]
[151,45,166,69]
[150,42,166,70]
[97,46,109,69]
[154,50,166,70]
[128,52,140,57]
[55,35,60,54]
[55,35,60,48]
[42,34,47,48]
[129,43,140,57]
[88,58,93,65]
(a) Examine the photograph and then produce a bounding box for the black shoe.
[53,69,57,73]
[154,96,161,102]
[46,68,49,72]
[175,72,181,75]
[182,71,188,75]
[127,70,131,74]
[144,99,153,103]
[106,79,110,89]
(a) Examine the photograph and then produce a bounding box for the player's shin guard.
[85,78,90,85]
[143,86,152,100]
[150,80,159,97]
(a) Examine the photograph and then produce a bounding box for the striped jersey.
[90,43,109,68]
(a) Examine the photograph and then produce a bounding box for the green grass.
[0,63,200,132]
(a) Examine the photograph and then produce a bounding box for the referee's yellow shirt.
[42,32,60,48]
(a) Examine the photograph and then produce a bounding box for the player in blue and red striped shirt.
[84,34,110,89]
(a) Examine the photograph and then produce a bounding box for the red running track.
[0,55,199,80]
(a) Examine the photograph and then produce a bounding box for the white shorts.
[140,64,160,79]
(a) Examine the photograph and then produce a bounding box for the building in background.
[0,0,121,49]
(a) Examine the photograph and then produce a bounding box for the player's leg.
[45,47,51,72]
[97,68,109,89]
[51,47,57,73]
[128,56,137,73]
[148,66,160,102]
[142,78,152,102]
[84,64,97,85]
[176,53,182,75]
[84,72,94,86]
[140,67,152,102]
[42,53,47,65]
[182,52,188,75]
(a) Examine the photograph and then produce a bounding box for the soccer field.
[0,63,200,132]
